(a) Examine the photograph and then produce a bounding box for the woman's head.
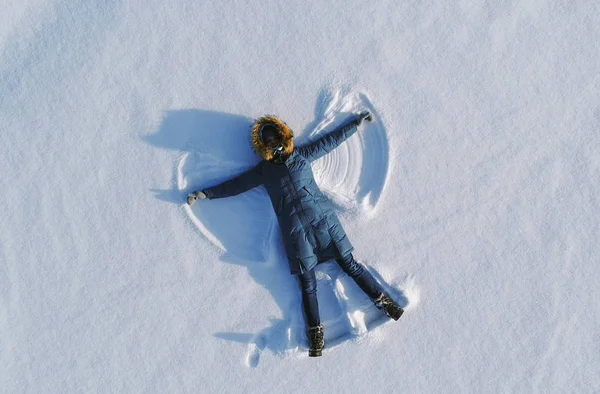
[259,124,282,149]
[251,115,295,161]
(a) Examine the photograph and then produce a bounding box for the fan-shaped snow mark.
[177,149,274,262]
[334,278,367,336]
[309,263,412,347]
[178,152,225,250]
[308,90,390,216]
[315,270,357,345]
[330,266,420,334]
[285,299,304,352]
[331,274,390,333]
[239,268,418,362]
[356,94,390,211]
[315,271,343,323]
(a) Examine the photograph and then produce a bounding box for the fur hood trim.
[251,115,294,161]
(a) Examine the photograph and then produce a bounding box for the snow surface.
[1,0,599,392]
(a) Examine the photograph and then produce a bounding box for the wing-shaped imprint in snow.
[178,89,389,260]
[178,148,275,263]
[303,89,390,216]
[176,92,410,365]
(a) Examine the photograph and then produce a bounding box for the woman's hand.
[356,111,373,126]
[187,191,207,206]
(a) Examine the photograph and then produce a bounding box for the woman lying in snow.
[187,112,403,357]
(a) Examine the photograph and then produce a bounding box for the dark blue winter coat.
[203,115,361,275]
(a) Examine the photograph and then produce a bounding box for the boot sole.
[391,308,404,321]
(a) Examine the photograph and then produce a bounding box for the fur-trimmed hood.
[251,115,294,161]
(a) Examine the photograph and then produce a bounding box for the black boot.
[308,324,324,357]
[374,293,404,321]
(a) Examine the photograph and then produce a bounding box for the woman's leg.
[298,268,320,327]
[336,253,384,299]
[298,268,325,356]
[337,253,404,320]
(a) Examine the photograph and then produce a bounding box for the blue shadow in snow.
[145,109,305,365]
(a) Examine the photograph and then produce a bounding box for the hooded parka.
[203,115,361,275]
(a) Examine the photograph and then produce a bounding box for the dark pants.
[297,253,383,327]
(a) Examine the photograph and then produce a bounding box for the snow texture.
[1,0,599,392]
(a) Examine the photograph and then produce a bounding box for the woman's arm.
[295,114,365,162]
[201,164,263,199]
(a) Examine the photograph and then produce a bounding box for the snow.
[1,0,599,392]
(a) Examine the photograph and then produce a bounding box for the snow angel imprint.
[187,112,403,357]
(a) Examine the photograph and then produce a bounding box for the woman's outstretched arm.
[296,113,371,162]
[199,164,263,199]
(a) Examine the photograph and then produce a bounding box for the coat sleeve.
[295,116,360,162]
[202,164,263,199]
